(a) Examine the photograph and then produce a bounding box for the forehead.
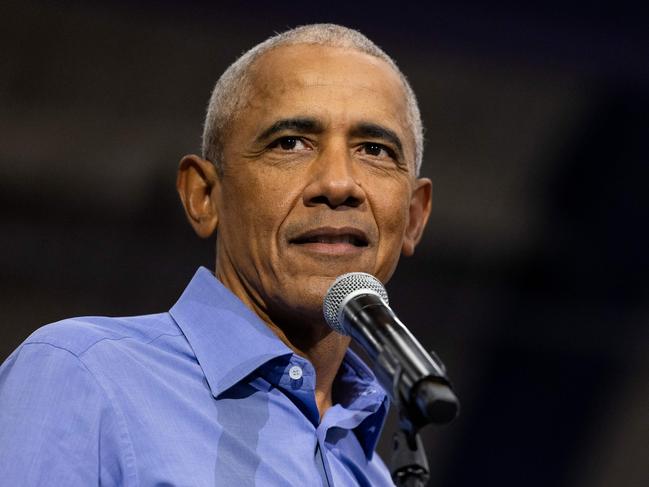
[241,44,414,154]
[251,43,404,85]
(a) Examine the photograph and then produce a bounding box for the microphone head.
[323,272,389,335]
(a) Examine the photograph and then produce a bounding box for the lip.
[288,226,370,255]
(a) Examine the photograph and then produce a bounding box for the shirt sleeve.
[0,342,130,486]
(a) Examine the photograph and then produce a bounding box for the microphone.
[323,272,459,426]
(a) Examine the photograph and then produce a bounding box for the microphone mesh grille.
[323,272,389,334]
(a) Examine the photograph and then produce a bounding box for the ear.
[402,177,432,256]
[176,154,220,238]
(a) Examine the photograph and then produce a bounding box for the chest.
[112,378,389,486]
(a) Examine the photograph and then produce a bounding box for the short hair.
[202,24,424,175]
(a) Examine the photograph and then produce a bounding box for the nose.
[302,144,366,209]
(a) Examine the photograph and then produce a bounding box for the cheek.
[219,168,300,242]
[374,181,411,234]
[370,181,412,270]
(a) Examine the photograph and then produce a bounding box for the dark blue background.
[2,1,647,485]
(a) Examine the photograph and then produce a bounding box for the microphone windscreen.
[323,272,389,334]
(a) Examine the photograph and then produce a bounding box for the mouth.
[289,227,369,254]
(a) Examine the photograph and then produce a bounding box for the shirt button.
[288,365,303,380]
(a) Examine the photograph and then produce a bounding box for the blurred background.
[1,1,647,485]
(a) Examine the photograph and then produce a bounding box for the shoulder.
[0,318,149,485]
[20,312,181,358]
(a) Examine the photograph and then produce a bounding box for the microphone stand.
[321,277,459,485]
[391,428,429,487]
[389,361,458,487]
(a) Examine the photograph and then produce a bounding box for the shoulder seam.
[76,332,184,357]
[21,341,84,359]
[24,331,184,358]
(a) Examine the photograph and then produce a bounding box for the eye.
[360,142,395,159]
[268,137,309,151]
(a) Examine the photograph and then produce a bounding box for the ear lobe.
[402,177,432,256]
[176,154,220,239]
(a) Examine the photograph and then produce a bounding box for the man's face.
[211,44,430,326]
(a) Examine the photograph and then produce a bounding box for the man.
[0,24,432,485]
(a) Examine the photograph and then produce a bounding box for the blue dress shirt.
[0,267,393,486]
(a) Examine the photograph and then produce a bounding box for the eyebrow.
[350,122,404,158]
[255,118,405,159]
[256,117,324,143]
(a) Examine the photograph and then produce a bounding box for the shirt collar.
[169,267,389,458]
[169,267,293,398]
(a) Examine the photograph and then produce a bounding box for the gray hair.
[202,24,424,175]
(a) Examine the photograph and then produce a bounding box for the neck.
[216,266,351,417]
